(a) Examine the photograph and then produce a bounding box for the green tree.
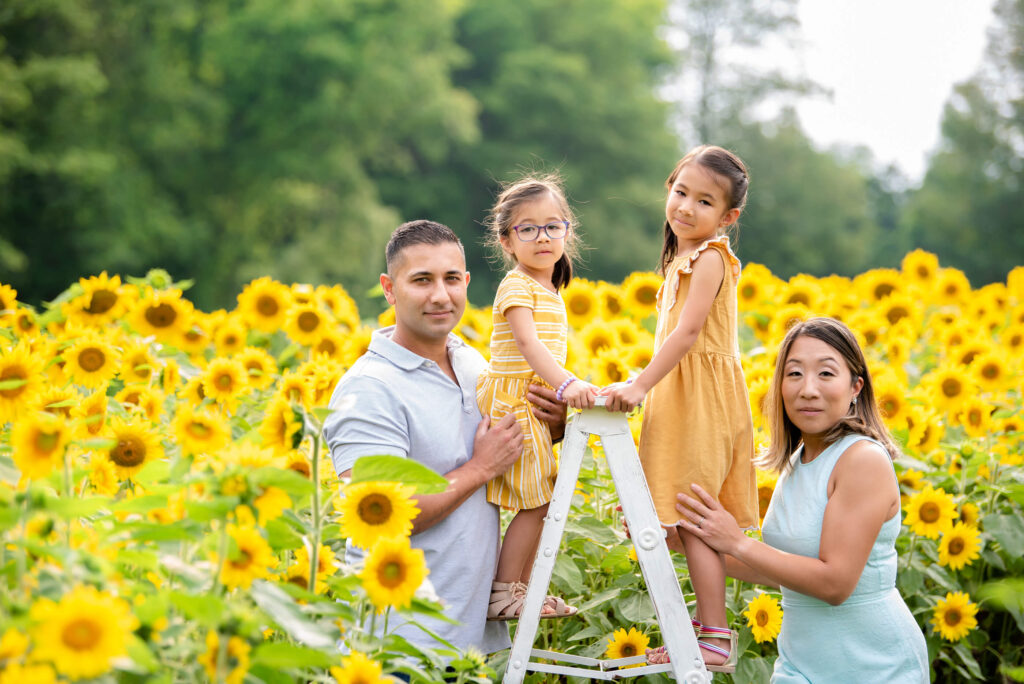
[904,0,1024,284]
[371,0,681,302]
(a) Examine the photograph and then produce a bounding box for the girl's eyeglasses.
[511,221,569,242]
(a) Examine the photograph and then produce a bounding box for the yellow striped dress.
[477,270,568,511]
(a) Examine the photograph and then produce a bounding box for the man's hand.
[471,413,523,480]
[527,383,567,442]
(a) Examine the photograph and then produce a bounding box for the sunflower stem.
[213,522,229,595]
[308,429,322,595]
[63,444,72,499]
[904,533,917,572]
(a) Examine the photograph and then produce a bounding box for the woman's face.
[781,335,864,438]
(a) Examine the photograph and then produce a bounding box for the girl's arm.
[505,306,597,409]
[677,441,899,605]
[603,249,724,412]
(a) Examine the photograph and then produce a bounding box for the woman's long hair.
[758,317,901,473]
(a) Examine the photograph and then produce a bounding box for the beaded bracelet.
[555,376,576,402]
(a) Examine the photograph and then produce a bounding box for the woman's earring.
[852,396,858,407]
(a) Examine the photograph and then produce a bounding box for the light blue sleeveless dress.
[760,434,929,683]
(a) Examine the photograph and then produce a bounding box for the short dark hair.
[385,220,465,273]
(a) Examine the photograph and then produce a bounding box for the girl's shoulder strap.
[678,235,741,278]
[659,236,742,313]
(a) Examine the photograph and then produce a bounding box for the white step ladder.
[502,398,712,682]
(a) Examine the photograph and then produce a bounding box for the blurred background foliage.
[2,0,1022,313]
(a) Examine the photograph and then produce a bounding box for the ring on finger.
[698,516,704,529]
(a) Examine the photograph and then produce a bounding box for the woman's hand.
[562,380,598,409]
[676,483,746,555]
[600,381,646,412]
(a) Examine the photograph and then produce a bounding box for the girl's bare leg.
[679,527,729,667]
[495,504,553,614]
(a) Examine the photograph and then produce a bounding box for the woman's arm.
[506,306,596,408]
[724,555,780,588]
[603,249,724,412]
[679,441,899,605]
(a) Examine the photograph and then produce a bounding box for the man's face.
[381,242,469,347]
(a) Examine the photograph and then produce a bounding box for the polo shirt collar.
[369,325,467,370]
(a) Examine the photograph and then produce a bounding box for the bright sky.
[790,0,997,181]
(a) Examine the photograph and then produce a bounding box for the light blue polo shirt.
[323,326,510,655]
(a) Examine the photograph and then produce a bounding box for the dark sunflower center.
[62,618,102,650]
[741,284,756,299]
[317,339,337,355]
[968,410,982,427]
[216,373,233,390]
[919,502,941,524]
[941,379,962,398]
[756,611,770,627]
[145,303,177,328]
[881,398,898,415]
[379,559,405,588]
[17,315,33,331]
[86,290,117,314]
[187,421,211,438]
[982,364,999,379]
[35,430,60,453]
[874,283,895,299]
[916,266,930,279]
[230,548,254,569]
[110,436,146,468]
[636,286,657,305]
[297,311,320,333]
[605,297,621,314]
[569,296,591,315]
[257,295,279,317]
[787,292,810,306]
[358,494,393,525]
[621,644,637,657]
[78,347,106,372]
[945,609,961,626]
[886,307,908,324]
[0,366,27,398]
[948,538,965,555]
[288,461,311,478]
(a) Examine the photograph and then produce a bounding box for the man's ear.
[465,270,471,286]
[380,273,396,305]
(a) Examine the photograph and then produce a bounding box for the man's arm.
[526,383,567,442]
[338,413,523,535]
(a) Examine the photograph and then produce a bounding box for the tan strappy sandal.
[487,581,578,621]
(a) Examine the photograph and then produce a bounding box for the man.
[323,219,565,656]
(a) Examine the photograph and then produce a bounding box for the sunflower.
[756,468,778,523]
[197,631,251,684]
[316,283,360,331]
[579,320,617,357]
[181,376,207,405]
[955,397,993,439]
[931,592,978,642]
[338,481,419,549]
[590,349,630,386]
[172,405,230,457]
[285,451,311,478]
[218,524,277,589]
[744,592,783,643]
[737,263,779,311]
[277,370,313,407]
[922,365,974,414]
[312,326,348,362]
[60,335,118,389]
[950,338,991,368]
[63,272,129,327]
[748,376,771,427]
[12,412,70,480]
[0,341,46,422]
[604,627,649,661]
[360,536,428,613]
[236,276,292,332]
[876,294,919,329]
[35,385,77,420]
[286,543,339,593]
[0,626,29,661]
[782,274,823,311]
[129,289,193,341]
[854,268,901,303]
[86,454,120,496]
[621,272,660,321]
[301,356,344,408]
[219,441,278,471]
[103,416,164,478]
[213,316,249,357]
[958,502,980,527]
[0,283,17,321]
[937,522,982,571]
[115,385,165,422]
[30,585,139,680]
[201,357,249,409]
[904,404,945,455]
[901,249,940,288]
[178,312,215,358]
[1000,323,1024,355]
[935,268,971,306]
[260,396,304,454]
[767,304,810,345]
[160,357,182,395]
[968,351,1009,392]
[329,651,386,684]
[623,342,653,371]
[11,306,39,337]
[118,341,157,385]
[236,346,277,390]
[873,374,909,429]
[342,326,374,367]
[903,485,957,539]
[595,281,625,319]
[377,306,396,328]
[555,278,596,330]
[284,302,328,347]
[895,468,923,503]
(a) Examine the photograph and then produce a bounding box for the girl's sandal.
[487,581,578,621]
[645,619,702,664]
[697,625,738,674]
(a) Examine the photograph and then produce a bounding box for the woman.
[676,317,928,683]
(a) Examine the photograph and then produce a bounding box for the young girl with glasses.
[603,146,758,673]
[478,173,596,621]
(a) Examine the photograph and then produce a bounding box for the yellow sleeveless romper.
[477,271,568,511]
[639,236,758,530]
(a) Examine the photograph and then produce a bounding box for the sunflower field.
[1,249,1022,683]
